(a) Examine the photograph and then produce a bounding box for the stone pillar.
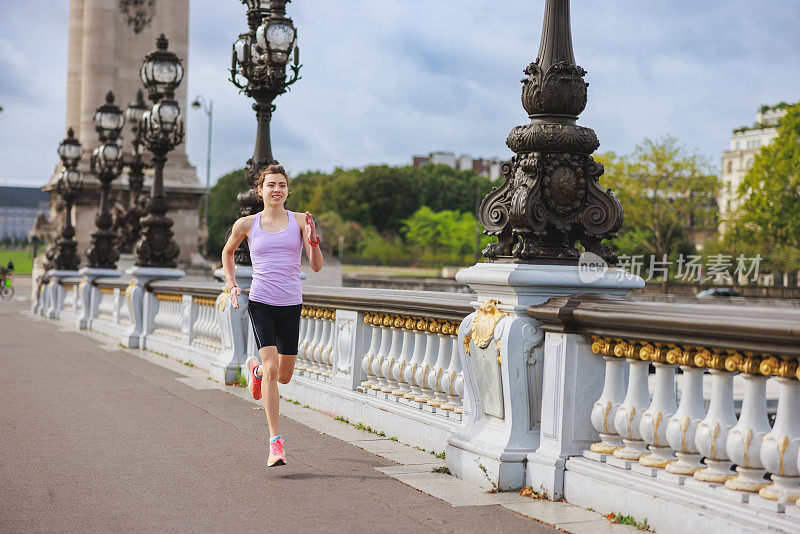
[527,332,607,499]
[445,263,643,491]
[76,267,120,330]
[332,310,367,390]
[121,267,184,348]
[79,0,117,146]
[66,0,85,134]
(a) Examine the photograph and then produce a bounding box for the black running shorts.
[247,300,302,355]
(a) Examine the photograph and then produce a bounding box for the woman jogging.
[221,164,323,467]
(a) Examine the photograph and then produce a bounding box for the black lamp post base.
[134,214,180,268]
[86,229,120,270]
[45,238,81,272]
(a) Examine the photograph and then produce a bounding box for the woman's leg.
[256,345,281,439]
[277,353,297,384]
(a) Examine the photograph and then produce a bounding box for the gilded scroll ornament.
[471,300,507,349]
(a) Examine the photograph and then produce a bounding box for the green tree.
[728,103,800,272]
[598,137,720,262]
[401,206,490,266]
[206,168,247,260]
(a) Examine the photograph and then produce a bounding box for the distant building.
[719,103,789,234]
[412,152,502,181]
[0,186,49,240]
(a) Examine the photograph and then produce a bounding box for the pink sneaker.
[268,437,286,467]
[246,356,262,400]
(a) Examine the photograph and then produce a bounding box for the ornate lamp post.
[116,89,150,254]
[478,0,623,264]
[229,0,301,265]
[86,91,125,269]
[134,34,184,268]
[45,128,84,271]
[446,0,643,494]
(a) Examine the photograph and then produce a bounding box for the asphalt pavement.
[0,279,559,533]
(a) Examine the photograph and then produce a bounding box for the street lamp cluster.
[229,0,301,266]
[44,129,84,272]
[45,35,185,274]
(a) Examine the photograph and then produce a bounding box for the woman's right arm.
[221,216,251,308]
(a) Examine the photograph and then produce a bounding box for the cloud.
[1,0,799,188]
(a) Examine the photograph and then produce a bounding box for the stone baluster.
[312,310,329,372]
[589,337,627,454]
[414,320,440,404]
[307,310,324,373]
[314,311,328,373]
[180,294,194,344]
[402,318,428,400]
[725,354,771,493]
[381,315,404,393]
[360,313,380,389]
[321,310,335,376]
[440,325,462,412]
[694,351,738,483]
[612,342,651,461]
[759,357,800,502]
[295,308,308,368]
[638,345,679,469]
[391,316,416,397]
[665,351,707,476]
[296,309,311,370]
[372,314,394,392]
[427,323,453,409]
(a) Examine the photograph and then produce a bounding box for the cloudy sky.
[1,0,798,188]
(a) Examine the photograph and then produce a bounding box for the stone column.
[446,263,642,491]
[66,0,85,134]
[79,0,117,146]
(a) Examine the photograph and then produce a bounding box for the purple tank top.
[247,210,303,306]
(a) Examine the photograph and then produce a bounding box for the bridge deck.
[1,279,563,533]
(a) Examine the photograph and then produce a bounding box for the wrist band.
[308,236,320,246]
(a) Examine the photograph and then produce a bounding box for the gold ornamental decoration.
[589,335,798,380]
[471,300,507,349]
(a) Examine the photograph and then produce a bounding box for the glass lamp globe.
[256,20,295,65]
[60,169,83,192]
[93,91,126,141]
[58,128,84,169]
[125,90,148,132]
[99,142,122,167]
[234,35,250,64]
[152,100,181,133]
[140,34,185,101]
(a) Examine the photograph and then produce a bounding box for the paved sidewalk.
[2,282,636,533]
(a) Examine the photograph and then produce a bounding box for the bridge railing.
[36,272,800,531]
[41,276,473,453]
[527,295,800,532]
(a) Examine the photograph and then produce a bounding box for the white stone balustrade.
[693,365,738,483]
[413,320,440,405]
[589,337,626,454]
[359,313,380,388]
[192,297,223,350]
[96,289,116,322]
[760,370,800,503]
[295,306,335,381]
[665,361,706,476]
[638,347,678,469]
[611,341,651,462]
[152,294,183,339]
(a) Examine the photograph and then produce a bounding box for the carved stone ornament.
[119,0,156,34]
[478,0,623,265]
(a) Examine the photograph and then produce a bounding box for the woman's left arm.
[300,211,323,272]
